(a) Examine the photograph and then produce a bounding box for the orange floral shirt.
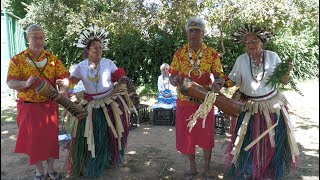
[169,43,225,102]
[7,49,69,102]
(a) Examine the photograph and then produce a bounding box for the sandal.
[202,172,215,180]
[47,171,60,180]
[34,174,46,180]
[183,171,198,180]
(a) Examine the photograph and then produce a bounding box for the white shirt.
[228,50,281,97]
[157,74,177,95]
[71,58,118,99]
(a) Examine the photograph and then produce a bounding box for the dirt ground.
[1,80,319,180]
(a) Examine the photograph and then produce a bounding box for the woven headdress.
[74,24,109,50]
[233,24,272,43]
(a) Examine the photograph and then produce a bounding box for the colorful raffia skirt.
[226,90,299,179]
[64,84,133,178]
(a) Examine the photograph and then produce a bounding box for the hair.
[26,24,44,35]
[160,63,170,71]
[185,17,205,31]
[82,48,88,59]
[85,37,102,49]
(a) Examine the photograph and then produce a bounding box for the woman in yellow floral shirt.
[6,24,69,180]
[169,17,227,180]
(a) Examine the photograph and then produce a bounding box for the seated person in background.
[157,63,177,104]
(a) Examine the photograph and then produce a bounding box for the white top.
[157,74,177,95]
[71,58,118,99]
[228,50,281,97]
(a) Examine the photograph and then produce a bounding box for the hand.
[25,76,39,89]
[281,60,294,85]
[169,72,183,87]
[56,78,69,87]
[211,78,225,92]
[164,93,172,98]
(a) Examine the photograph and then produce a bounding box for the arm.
[56,76,80,94]
[210,50,226,92]
[6,76,39,92]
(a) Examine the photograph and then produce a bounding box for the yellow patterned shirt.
[7,48,69,102]
[169,43,226,103]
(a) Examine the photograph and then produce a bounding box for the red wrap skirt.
[15,100,59,165]
[175,101,215,154]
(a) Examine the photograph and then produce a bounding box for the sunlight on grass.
[128,151,137,155]
[4,117,14,122]
[144,160,151,166]
[1,130,9,134]
[9,135,16,140]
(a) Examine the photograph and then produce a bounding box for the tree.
[7,0,319,92]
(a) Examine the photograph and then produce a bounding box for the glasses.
[29,35,45,41]
[245,39,261,45]
[89,46,103,51]
[188,29,201,33]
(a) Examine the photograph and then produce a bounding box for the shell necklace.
[87,59,100,83]
[249,50,265,82]
[188,47,203,78]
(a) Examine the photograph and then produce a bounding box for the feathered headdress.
[233,24,272,43]
[74,24,109,50]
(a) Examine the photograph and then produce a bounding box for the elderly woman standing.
[59,25,132,178]
[6,24,69,180]
[225,24,299,179]
[169,17,227,180]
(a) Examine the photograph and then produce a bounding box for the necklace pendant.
[188,68,202,79]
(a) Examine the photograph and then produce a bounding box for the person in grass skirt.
[59,24,134,178]
[224,24,299,179]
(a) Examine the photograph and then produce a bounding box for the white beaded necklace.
[188,47,203,78]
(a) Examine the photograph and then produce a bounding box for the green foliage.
[6,0,319,94]
[265,58,303,96]
[5,0,32,18]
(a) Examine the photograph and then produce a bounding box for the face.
[87,40,103,61]
[161,66,169,76]
[244,33,263,56]
[187,28,203,46]
[27,31,45,52]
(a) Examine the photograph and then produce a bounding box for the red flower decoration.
[111,68,126,82]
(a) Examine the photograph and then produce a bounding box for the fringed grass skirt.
[226,90,299,179]
[64,84,132,178]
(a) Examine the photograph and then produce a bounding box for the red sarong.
[175,100,215,155]
[15,100,59,165]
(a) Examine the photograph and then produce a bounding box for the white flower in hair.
[74,23,109,50]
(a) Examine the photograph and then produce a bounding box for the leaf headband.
[233,24,273,43]
[74,24,109,50]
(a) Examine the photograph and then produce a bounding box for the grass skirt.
[226,90,299,179]
[64,84,132,178]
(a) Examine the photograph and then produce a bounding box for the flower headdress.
[74,24,109,50]
[233,24,272,43]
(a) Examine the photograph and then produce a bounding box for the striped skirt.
[226,90,299,179]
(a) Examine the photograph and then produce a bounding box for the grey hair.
[26,24,44,35]
[185,17,205,31]
[160,63,170,71]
